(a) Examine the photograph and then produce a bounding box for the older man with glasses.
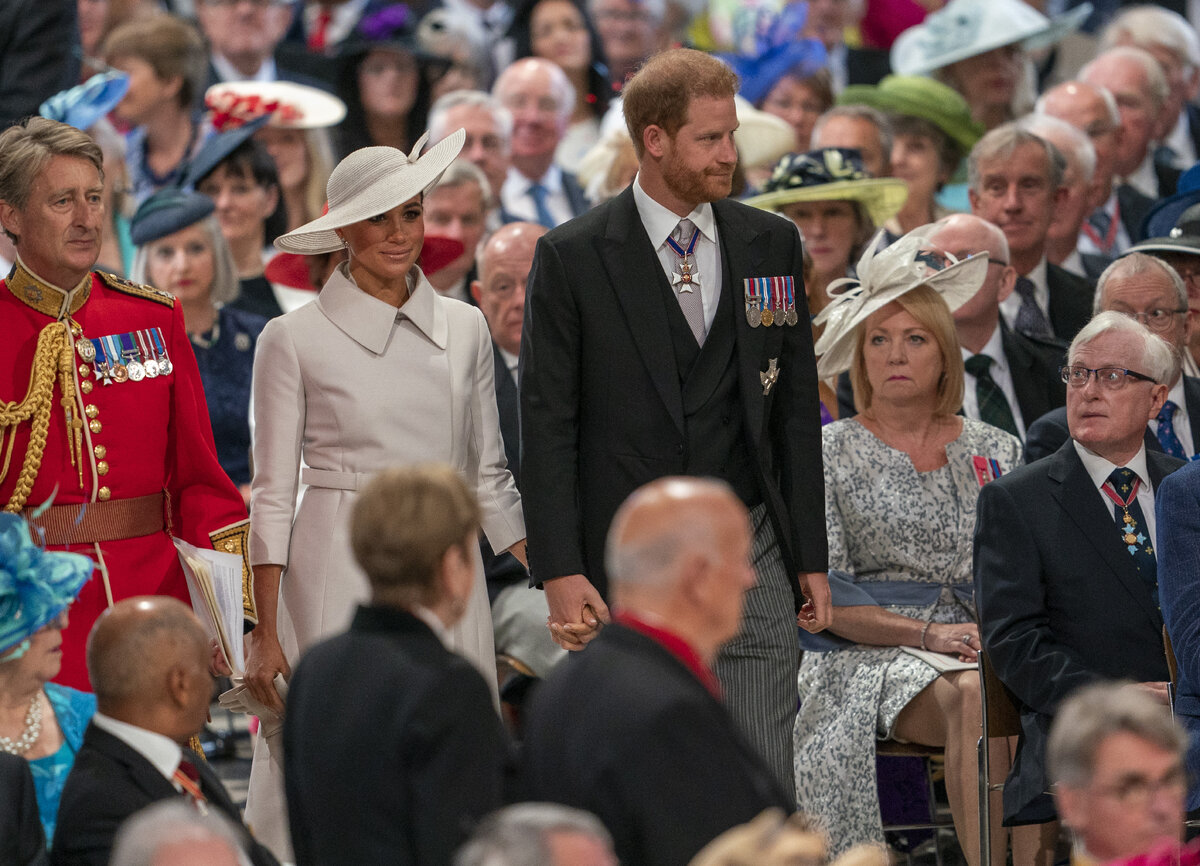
[1026,252,1200,462]
[1049,682,1190,863]
[975,311,1184,858]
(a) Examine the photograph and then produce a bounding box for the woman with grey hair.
[130,188,267,494]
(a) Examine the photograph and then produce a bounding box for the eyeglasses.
[1060,365,1158,389]
[1112,308,1188,333]
[1089,766,1187,808]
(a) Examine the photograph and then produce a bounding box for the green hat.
[838,76,985,154]
[745,148,909,228]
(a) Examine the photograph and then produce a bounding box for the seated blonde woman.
[793,228,1023,864]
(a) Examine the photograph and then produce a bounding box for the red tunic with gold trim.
[0,262,254,689]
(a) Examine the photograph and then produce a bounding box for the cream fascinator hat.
[813,224,989,379]
[274,128,466,255]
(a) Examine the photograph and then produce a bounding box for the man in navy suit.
[519,47,829,791]
[471,220,563,678]
[975,312,1183,842]
[523,477,795,866]
[492,58,591,228]
[1156,457,1200,820]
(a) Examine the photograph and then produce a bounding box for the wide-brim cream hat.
[205,81,348,130]
[891,0,1091,77]
[813,224,989,379]
[275,128,465,255]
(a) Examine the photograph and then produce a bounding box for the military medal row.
[744,276,800,328]
[75,328,174,385]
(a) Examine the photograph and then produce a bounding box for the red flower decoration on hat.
[205,91,284,132]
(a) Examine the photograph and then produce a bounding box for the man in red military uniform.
[0,117,254,689]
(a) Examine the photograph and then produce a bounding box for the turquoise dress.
[28,683,95,845]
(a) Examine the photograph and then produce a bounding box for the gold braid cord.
[0,322,82,512]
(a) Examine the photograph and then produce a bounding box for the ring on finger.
[961,634,972,644]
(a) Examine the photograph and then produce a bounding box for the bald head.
[605,478,755,659]
[473,222,545,355]
[1037,80,1121,201]
[87,597,213,742]
[928,214,1016,347]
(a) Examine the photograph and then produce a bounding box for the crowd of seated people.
[6,0,1200,863]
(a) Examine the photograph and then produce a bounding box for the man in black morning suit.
[523,479,794,866]
[974,312,1182,841]
[519,48,830,790]
[52,599,276,866]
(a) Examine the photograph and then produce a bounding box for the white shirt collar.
[1073,440,1152,493]
[963,323,1009,376]
[318,263,446,353]
[631,173,716,247]
[498,345,518,372]
[210,52,277,84]
[92,712,183,781]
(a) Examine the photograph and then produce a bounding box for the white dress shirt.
[999,256,1051,334]
[1123,150,1160,201]
[1073,441,1157,548]
[498,346,518,384]
[961,323,1026,438]
[1165,110,1197,169]
[500,165,574,228]
[1149,377,1195,458]
[631,174,723,336]
[92,712,185,785]
[210,52,277,83]
[303,0,370,49]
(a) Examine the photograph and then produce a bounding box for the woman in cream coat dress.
[241,129,526,860]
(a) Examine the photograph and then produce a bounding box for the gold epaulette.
[96,271,176,308]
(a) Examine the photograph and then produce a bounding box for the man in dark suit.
[975,311,1182,838]
[196,0,333,92]
[969,124,1095,343]
[929,215,1067,441]
[523,477,795,866]
[0,0,79,130]
[1,753,45,866]
[471,221,564,678]
[1026,253,1200,462]
[51,598,276,866]
[492,58,590,228]
[519,47,830,791]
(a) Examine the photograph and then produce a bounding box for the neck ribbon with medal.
[667,225,701,293]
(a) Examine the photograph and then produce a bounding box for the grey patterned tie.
[1013,275,1053,338]
[671,219,707,345]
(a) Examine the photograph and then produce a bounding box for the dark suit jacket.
[519,188,827,601]
[484,340,526,597]
[51,725,277,866]
[1024,375,1200,463]
[1156,459,1200,812]
[1045,262,1095,343]
[522,623,794,866]
[1117,182,1155,246]
[0,0,80,129]
[204,56,335,95]
[0,753,46,866]
[284,605,508,866]
[974,442,1183,824]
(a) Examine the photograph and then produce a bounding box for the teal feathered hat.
[0,512,93,661]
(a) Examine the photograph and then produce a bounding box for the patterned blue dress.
[28,683,96,845]
[191,305,268,486]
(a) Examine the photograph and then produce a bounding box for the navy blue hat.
[1128,202,1200,259]
[1142,163,1200,241]
[39,71,130,131]
[130,188,216,246]
[181,113,272,190]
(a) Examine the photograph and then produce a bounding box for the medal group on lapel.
[77,328,174,386]
[744,276,800,328]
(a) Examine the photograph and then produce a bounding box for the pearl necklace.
[0,693,42,756]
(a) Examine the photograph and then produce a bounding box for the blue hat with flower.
[717,3,827,107]
[0,513,93,661]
